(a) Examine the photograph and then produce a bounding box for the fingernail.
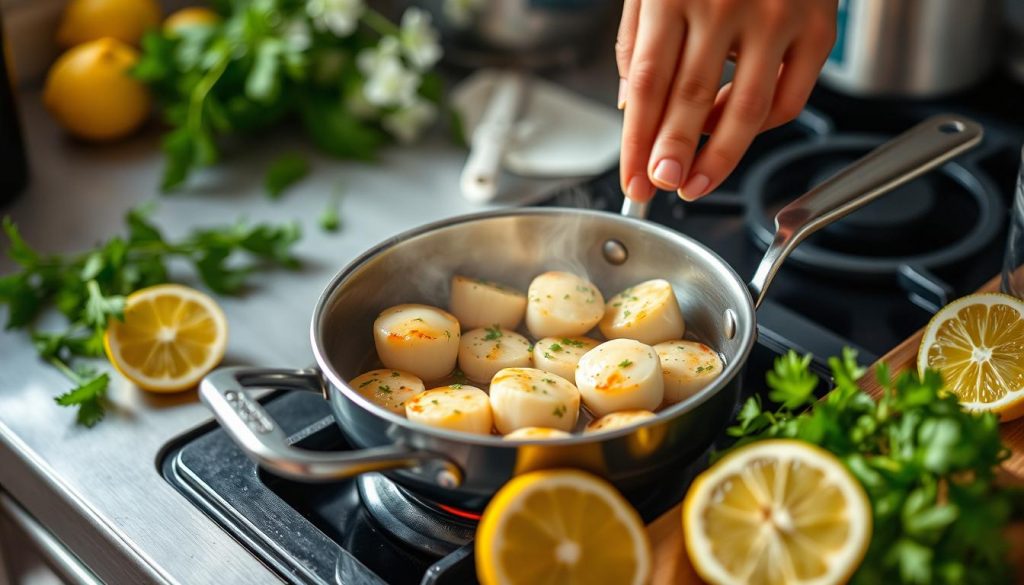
[617,78,627,110]
[651,159,682,189]
[626,174,654,200]
[679,174,710,201]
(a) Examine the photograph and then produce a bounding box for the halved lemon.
[917,292,1024,420]
[104,284,227,393]
[476,469,651,585]
[683,440,871,585]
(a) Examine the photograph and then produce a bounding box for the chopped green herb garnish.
[527,343,535,352]
[542,378,555,384]
[359,379,375,388]
[549,343,563,353]
[431,399,439,405]
[563,293,571,300]
[377,384,391,394]
[612,302,622,307]
[413,318,425,322]
[618,359,633,368]
[484,325,502,341]
[543,352,554,359]
[561,338,586,348]
[391,371,400,377]
[552,404,566,418]
[623,310,632,318]
[444,329,452,340]
[450,383,463,389]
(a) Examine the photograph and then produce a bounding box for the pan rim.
[310,207,757,447]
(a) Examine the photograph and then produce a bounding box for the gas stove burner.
[743,135,1005,277]
[357,473,476,557]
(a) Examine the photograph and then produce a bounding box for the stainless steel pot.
[820,0,1001,97]
[201,115,981,512]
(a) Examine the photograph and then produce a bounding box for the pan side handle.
[748,114,984,309]
[199,367,463,487]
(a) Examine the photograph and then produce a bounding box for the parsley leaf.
[264,153,309,199]
[483,325,502,341]
[54,372,109,428]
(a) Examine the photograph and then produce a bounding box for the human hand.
[616,0,837,202]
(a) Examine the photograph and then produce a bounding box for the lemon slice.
[683,440,871,585]
[476,469,651,585]
[104,284,227,393]
[917,292,1024,420]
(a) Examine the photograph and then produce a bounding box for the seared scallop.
[405,385,493,434]
[575,339,664,416]
[489,367,580,434]
[654,340,723,404]
[525,272,605,339]
[599,279,685,345]
[458,326,533,383]
[532,336,600,382]
[503,427,573,440]
[349,369,425,415]
[374,304,460,381]
[449,275,527,330]
[584,410,657,434]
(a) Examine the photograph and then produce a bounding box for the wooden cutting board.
[645,273,1023,584]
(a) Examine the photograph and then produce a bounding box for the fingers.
[679,43,785,200]
[646,30,730,191]
[762,21,835,129]
[615,0,641,109]
[619,1,685,202]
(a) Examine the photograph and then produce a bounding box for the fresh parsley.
[483,325,502,341]
[264,153,309,199]
[0,208,301,426]
[618,359,633,368]
[726,349,1016,584]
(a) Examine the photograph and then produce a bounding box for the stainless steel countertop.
[0,63,617,583]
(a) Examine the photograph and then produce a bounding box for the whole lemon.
[43,38,151,142]
[164,7,221,35]
[56,0,161,48]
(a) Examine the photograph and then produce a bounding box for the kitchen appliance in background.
[821,0,1001,97]
[0,9,28,205]
[397,0,617,69]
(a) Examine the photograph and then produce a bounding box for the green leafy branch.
[0,208,301,426]
[727,349,1016,584]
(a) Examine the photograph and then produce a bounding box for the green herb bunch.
[0,208,301,426]
[728,349,1015,584]
[134,0,445,194]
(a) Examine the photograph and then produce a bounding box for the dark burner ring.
[357,473,475,557]
[743,135,1004,277]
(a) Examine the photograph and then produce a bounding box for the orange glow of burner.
[438,503,482,521]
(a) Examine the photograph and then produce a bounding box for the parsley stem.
[47,356,85,386]
[361,9,400,37]
[187,45,231,139]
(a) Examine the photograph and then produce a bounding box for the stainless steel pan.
[201,115,981,511]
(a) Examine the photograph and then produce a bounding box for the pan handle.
[747,114,983,308]
[199,367,463,487]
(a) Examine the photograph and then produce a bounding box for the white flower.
[399,7,442,71]
[383,98,437,144]
[363,58,420,107]
[281,18,312,52]
[306,0,363,38]
[356,36,400,76]
[443,0,482,28]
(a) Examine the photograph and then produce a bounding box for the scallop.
[532,336,600,382]
[458,326,533,383]
[525,272,605,339]
[405,385,493,434]
[373,304,460,381]
[655,340,724,404]
[349,369,425,415]
[449,275,527,330]
[575,339,664,416]
[489,367,580,434]
[584,410,657,434]
[503,427,573,440]
[599,279,685,345]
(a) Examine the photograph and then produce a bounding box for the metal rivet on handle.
[602,240,628,265]
[938,121,964,134]
[724,309,737,340]
[436,469,459,488]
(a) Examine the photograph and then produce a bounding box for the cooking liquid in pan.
[356,316,726,436]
